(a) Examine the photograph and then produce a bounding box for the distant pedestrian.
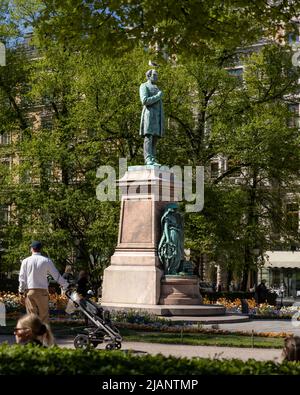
[62,265,74,284]
[18,241,69,323]
[76,270,90,325]
[255,279,268,304]
[76,270,90,297]
[61,265,74,295]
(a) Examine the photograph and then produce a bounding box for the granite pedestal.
[159,275,203,305]
[101,166,181,306]
[101,165,225,317]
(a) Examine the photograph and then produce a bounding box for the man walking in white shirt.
[18,241,69,323]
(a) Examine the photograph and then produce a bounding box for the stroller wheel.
[74,334,92,349]
[114,341,122,350]
[105,343,114,350]
[91,341,99,348]
[105,341,122,351]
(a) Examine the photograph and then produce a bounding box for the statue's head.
[146,69,158,83]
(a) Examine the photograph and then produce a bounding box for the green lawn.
[1,319,284,348]
[120,329,284,348]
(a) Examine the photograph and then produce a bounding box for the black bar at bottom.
[0,375,295,394]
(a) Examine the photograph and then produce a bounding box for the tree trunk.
[241,169,258,292]
[241,245,251,291]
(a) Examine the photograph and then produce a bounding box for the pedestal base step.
[100,303,226,317]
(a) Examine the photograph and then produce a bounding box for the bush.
[0,343,300,375]
[110,310,174,326]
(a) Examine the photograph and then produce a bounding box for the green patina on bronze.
[139,69,164,166]
[158,203,185,275]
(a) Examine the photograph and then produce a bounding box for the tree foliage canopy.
[0,1,300,289]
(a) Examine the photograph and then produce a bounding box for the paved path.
[0,334,283,362]
[109,342,283,362]
[152,318,300,334]
[205,319,300,334]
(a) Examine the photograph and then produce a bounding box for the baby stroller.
[65,288,122,350]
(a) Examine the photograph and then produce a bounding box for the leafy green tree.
[211,44,300,289]
[1,1,300,293]
[155,42,300,290]
[0,29,152,288]
[34,0,300,56]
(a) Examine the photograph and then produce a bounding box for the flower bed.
[1,292,300,321]
[49,293,68,310]
[116,321,291,338]
[110,309,174,326]
[1,292,295,340]
[203,296,300,319]
[0,292,69,313]
[0,292,24,313]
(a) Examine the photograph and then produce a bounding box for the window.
[0,205,9,224]
[289,33,300,44]
[0,132,11,145]
[227,67,244,80]
[68,168,85,184]
[288,104,300,128]
[227,159,241,178]
[0,158,11,172]
[286,203,299,233]
[19,160,32,183]
[40,116,52,130]
[210,162,219,178]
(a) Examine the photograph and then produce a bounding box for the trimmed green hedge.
[0,344,300,375]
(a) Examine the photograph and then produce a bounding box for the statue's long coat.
[139,80,164,136]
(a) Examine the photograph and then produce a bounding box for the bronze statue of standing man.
[139,69,164,166]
